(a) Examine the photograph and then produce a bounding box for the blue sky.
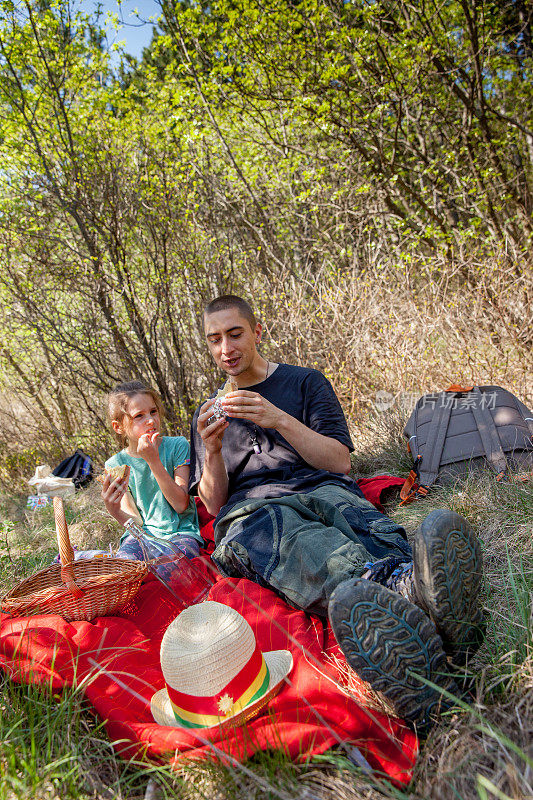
[78,0,162,61]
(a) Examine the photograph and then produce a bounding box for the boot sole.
[413,510,484,664]
[328,579,459,733]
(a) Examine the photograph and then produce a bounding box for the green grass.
[0,679,136,800]
[0,673,406,800]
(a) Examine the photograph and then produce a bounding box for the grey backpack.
[400,385,533,504]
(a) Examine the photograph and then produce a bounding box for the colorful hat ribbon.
[166,642,270,728]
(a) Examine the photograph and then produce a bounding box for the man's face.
[204,307,262,377]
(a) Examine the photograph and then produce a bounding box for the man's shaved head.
[204,295,257,329]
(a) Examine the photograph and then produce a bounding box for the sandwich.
[96,464,128,485]
[215,378,238,400]
[209,378,239,422]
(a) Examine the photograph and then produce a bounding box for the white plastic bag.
[27,464,75,498]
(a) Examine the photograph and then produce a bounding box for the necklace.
[248,360,271,455]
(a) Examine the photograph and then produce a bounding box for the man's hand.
[221,391,285,430]
[197,398,230,516]
[137,431,162,465]
[101,466,130,518]
[197,398,229,453]
[223,390,350,475]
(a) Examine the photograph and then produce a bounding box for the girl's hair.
[108,381,164,446]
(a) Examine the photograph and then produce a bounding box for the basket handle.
[53,497,84,599]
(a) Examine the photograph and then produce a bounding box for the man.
[189,295,484,732]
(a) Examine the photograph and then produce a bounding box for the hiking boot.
[362,510,485,664]
[412,509,485,665]
[328,579,459,734]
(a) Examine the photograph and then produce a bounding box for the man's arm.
[276,411,351,474]
[221,391,351,474]
[196,399,231,516]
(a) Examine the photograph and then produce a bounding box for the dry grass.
[414,667,533,800]
[170,758,395,800]
[259,253,533,430]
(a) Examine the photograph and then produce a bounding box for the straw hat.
[151,601,293,729]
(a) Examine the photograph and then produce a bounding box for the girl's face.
[113,393,161,444]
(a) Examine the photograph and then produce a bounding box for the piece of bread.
[96,464,128,485]
[215,378,238,400]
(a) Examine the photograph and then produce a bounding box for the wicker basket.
[1,497,147,621]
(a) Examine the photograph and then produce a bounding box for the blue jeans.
[53,535,201,563]
[213,483,411,617]
[117,534,201,561]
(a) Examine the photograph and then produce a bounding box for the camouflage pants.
[212,483,411,618]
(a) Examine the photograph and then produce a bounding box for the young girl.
[101,381,202,561]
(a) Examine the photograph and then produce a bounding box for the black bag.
[400,385,533,504]
[52,448,94,489]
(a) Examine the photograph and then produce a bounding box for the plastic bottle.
[123,518,212,609]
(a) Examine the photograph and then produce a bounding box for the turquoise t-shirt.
[105,436,202,544]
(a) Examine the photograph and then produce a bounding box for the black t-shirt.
[189,364,358,521]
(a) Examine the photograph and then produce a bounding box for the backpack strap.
[470,386,509,476]
[516,404,533,437]
[400,392,455,505]
[417,393,456,490]
[399,457,423,505]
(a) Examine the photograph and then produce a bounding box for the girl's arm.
[137,433,190,514]
[119,489,143,526]
[101,469,143,527]
[147,459,190,514]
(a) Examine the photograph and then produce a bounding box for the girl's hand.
[137,431,161,465]
[197,398,228,454]
[101,466,130,518]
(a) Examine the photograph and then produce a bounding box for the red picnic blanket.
[0,476,416,784]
